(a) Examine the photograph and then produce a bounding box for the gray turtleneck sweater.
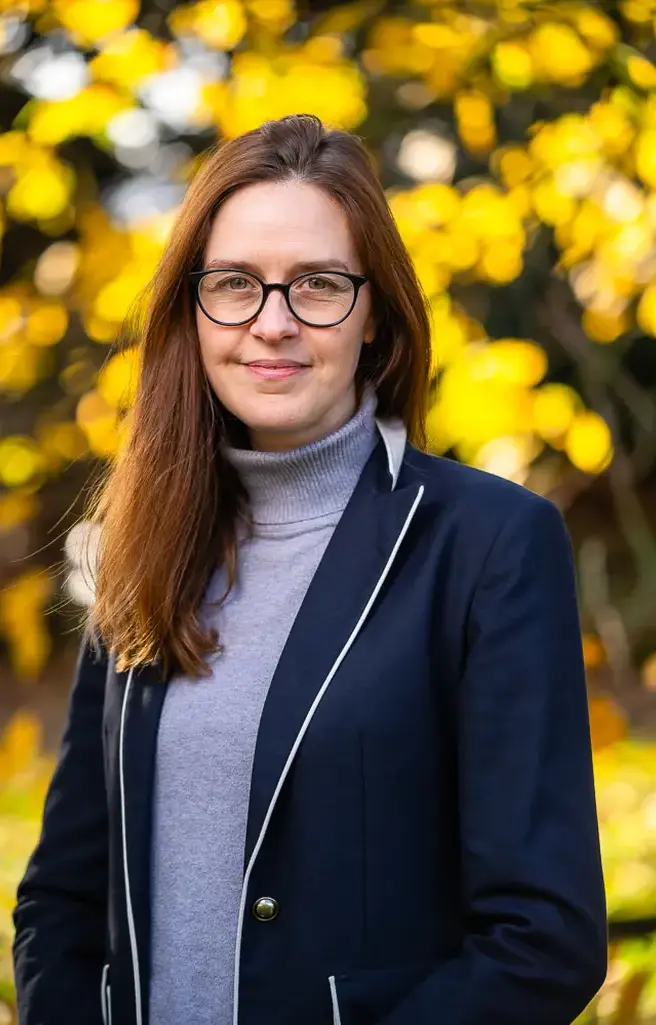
[148,390,378,1025]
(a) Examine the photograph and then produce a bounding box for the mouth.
[244,360,310,380]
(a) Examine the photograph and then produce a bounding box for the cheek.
[196,315,237,366]
[321,322,366,369]
[306,331,362,380]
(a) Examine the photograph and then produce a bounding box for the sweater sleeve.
[378,495,608,1025]
[13,630,109,1025]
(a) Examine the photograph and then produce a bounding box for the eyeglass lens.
[197,270,356,326]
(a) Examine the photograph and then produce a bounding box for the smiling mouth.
[246,360,309,368]
[244,361,310,379]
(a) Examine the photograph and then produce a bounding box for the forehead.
[204,180,359,269]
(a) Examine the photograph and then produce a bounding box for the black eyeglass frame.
[188,267,369,328]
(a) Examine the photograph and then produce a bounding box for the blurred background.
[1,0,656,1020]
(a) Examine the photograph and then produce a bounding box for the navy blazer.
[13,418,608,1025]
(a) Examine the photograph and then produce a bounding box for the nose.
[250,288,299,342]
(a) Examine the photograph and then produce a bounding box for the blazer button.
[252,897,279,921]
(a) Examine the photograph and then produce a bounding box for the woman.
[13,113,607,1025]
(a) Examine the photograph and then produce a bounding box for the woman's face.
[196,180,375,452]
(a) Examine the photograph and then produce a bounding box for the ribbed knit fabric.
[148,388,378,1025]
[227,392,377,528]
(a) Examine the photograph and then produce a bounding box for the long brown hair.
[82,113,431,679]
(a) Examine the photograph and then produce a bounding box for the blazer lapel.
[243,436,423,866]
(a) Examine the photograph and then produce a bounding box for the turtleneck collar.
[224,388,378,526]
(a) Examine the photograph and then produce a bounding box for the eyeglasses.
[189,267,368,328]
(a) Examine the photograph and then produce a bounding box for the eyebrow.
[204,258,352,275]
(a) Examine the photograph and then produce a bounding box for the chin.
[244,411,310,437]
[226,393,307,429]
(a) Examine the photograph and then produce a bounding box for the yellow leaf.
[575,8,619,50]
[25,302,69,346]
[565,411,613,474]
[8,619,52,679]
[492,41,534,90]
[0,437,45,488]
[635,129,656,189]
[532,384,581,443]
[637,282,656,335]
[582,307,630,343]
[480,340,547,387]
[0,712,42,777]
[0,569,53,630]
[29,86,132,145]
[641,651,656,691]
[0,296,23,340]
[90,29,173,89]
[627,55,656,90]
[589,696,627,751]
[582,634,606,669]
[0,492,37,531]
[477,243,523,284]
[7,162,74,221]
[53,0,139,46]
[530,23,595,84]
[169,0,247,50]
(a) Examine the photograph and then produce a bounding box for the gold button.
[252,897,279,921]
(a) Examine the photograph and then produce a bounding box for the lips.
[247,361,308,368]
[244,360,309,380]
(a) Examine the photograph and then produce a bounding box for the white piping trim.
[328,975,342,1025]
[119,667,143,1025]
[231,484,425,1025]
[100,963,110,1025]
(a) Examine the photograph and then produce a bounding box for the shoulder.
[403,445,566,546]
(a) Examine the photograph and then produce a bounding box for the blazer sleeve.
[13,630,109,1025]
[379,494,608,1025]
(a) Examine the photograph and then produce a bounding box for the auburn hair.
[81,113,431,679]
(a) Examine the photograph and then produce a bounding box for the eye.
[202,272,257,293]
[220,275,251,291]
[300,275,340,292]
